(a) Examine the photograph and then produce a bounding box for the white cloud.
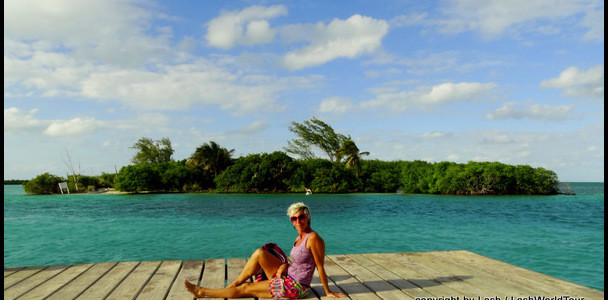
[425,82,496,103]
[113,113,172,133]
[282,15,389,70]
[4,107,45,133]
[205,5,287,49]
[4,0,172,67]
[4,107,172,138]
[362,82,497,112]
[419,131,453,140]
[232,120,268,135]
[4,49,93,96]
[44,117,104,137]
[436,0,603,40]
[540,65,604,99]
[581,9,604,41]
[486,100,574,121]
[318,97,356,115]
[79,59,318,113]
[390,13,429,27]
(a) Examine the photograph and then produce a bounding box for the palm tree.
[337,139,369,178]
[186,141,235,177]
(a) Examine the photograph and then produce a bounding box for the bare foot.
[183,279,205,298]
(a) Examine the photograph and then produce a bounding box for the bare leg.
[227,248,283,288]
[184,279,272,298]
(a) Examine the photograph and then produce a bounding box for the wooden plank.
[424,250,554,296]
[106,260,161,300]
[363,253,459,297]
[4,267,25,278]
[4,266,47,290]
[448,250,604,299]
[199,259,225,300]
[398,252,501,296]
[75,261,139,299]
[136,260,183,300]
[383,252,476,297]
[226,258,246,284]
[4,264,69,300]
[346,254,435,299]
[3,251,602,299]
[15,263,93,299]
[328,255,412,300]
[166,260,204,300]
[310,268,342,300]
[323,255,380,300]
[227,258,255,300]
[423,251,565,297]
[46,262,118,300]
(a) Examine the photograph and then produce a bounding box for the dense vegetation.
[20,118,560,195]
[4,179,28,185]
[21,172,116,194]
[20,154,559,195]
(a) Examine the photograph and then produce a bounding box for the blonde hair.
[287,202,311,219]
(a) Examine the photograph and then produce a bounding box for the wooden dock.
[4,250,603,300]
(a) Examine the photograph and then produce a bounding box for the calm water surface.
[4,183,604,291]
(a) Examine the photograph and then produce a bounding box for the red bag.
[255,243,288,282]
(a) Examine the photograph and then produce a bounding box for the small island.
[17,118,560,196]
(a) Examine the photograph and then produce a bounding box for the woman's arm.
[274,262,288,278]
[309,233,347,298]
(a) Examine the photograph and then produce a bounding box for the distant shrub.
[23,173,65,195]
[398,161,559,195]
[114,164,161,192]
[78,175,100,189]
[215,151,297,192]
[97,172,117,188]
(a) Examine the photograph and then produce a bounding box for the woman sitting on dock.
[184,202,346,299]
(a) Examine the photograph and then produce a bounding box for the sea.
[3,183,604,291]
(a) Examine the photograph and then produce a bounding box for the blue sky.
[4,0,604,182]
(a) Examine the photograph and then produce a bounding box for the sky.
[4,0,604,182]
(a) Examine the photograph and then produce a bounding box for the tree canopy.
[186,141,234,177]
[337,139,369,178]
[285,117,348,162]
[130,137,174,164]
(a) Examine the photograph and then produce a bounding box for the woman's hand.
[327,291,347,298]
[273,263,288,278]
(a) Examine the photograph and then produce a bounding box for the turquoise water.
[4,183,604,291]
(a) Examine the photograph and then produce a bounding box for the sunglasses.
[290,215,307,222]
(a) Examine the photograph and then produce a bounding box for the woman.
[184,202,346,299]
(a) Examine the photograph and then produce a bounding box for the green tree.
[337,139,369,178]
[78,175,100,190]
[114,164,161,192]
[532,167,559,195]
[97,172,117,188]
[401,160,434,193]
[130,137,174,164]
[285,117,348,162]
[186,141,234,177]
[308,161,358,193]
[215,151,296,192]
[23,173,65,194]
[359,160,402,192]
[158,161,197,192]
